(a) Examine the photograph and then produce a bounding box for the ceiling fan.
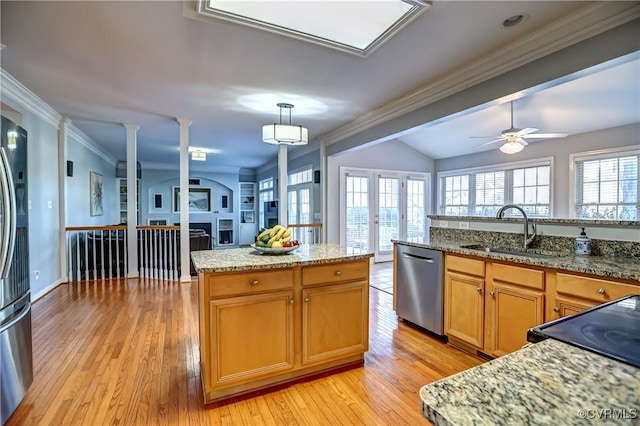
[473,101,568,154]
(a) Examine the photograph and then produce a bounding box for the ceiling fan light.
[499,141,524,154]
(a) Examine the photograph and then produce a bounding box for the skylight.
[196,0,430,57]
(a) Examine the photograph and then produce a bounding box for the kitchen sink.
[459,244,561,259]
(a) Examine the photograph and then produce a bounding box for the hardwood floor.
[8,265,483,425]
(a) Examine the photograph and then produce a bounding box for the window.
[287,168,312,185]
[573,148,639,220]
[439,159,552,217]
[258,177,274,229]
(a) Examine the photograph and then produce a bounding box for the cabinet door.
[302,281,369,365]
[208,291,294,389]
[552,295,596,319]
[239,223,256,245]
[444,272,484,349]
[489,283,545,357]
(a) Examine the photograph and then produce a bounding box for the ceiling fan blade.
[514,127,538,136]
[521,132,569,139]
[476,137,506,147]
[516,138,528,146]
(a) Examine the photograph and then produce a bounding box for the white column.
[320,135,328,243]
[58,117,70,281]
[176,118,192,283]
[278,143,288,226]
[123,123,139,278]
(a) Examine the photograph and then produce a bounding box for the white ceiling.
[0,1,638,170]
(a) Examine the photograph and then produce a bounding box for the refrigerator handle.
[0,301,30,334]
[0,147,16,279]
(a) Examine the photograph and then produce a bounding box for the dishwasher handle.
[402,252,434,263]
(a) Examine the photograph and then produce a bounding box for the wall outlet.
[48,200,53,209]
[439,220,449,228]
[458,221,470,229]
[34,270,40,280]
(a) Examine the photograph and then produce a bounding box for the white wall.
[326,139,435,243]
[1,98,61,299]
[66,133,117,226]
[434,123,640,217]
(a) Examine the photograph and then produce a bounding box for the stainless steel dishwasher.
[395,244,444,336]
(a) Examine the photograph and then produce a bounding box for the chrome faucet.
[495,204,537,249]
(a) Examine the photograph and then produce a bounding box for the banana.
[269,224,283,238]
[274,227,286,241]
[257,229,270,241]
[283,228,291,238]
[282,235,291,243]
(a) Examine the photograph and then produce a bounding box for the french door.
[287,184,312,243]
[341,168,430,262]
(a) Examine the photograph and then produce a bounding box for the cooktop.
[528,294,640,369]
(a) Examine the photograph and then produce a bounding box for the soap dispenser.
[575,227,591,255]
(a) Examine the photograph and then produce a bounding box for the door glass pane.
[378,177,399,253]
[345,176,369,253]
[287,190,297,225]
[406,178,425,243]
[300,188,310,224]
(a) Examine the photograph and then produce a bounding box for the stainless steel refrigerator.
[0,116,32,425]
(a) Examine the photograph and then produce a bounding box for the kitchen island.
[420,338,640,426]
[191,244,373,403]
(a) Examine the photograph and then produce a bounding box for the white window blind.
[345,175,370,253]
[439,160,552,217]
[574,152,639,220]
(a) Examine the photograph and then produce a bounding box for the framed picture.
[173,187,211,213]
[221,195,229,209]
[241,210,254,223]
[90,171,104,216]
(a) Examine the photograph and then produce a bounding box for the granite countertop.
[420,339,640,426]
[191,243,373,273]
[393,240,640,282]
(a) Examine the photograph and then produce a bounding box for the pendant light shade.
[262,103,308,145]
[499,140,524,154]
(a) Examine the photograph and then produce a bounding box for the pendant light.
[262,103,308,145]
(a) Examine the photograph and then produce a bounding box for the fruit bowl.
[251,243,300,255]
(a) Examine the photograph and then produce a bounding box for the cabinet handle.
[304,297,310,302]
[289,299,295,304]
[335,271,342,276]
[476,287,482,292]
[598,288,605,295]
[489,291,495,296]
[553,307,560,312]
[251,280,259,286]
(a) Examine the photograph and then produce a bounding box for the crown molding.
[66,122,117,166]
[324,2,640,145]
[0,68,61,128]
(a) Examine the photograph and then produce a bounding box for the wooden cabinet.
[548,272,640,319]
[199,257,370,403]
[487,263,545,357]
[209,291,295,386]
[444,252,640,359]
[444,255,485,350]
[302,281,368,365]
[444,254,546,357]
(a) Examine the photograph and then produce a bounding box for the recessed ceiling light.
[502,14,527,28]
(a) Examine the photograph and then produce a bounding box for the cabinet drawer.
[208,269,294,298]
[492,263,544,290]
[556,273,640,304]
[302,261,368,286]
[446,255,485,277]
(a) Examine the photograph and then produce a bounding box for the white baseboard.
[32,278,66,303]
